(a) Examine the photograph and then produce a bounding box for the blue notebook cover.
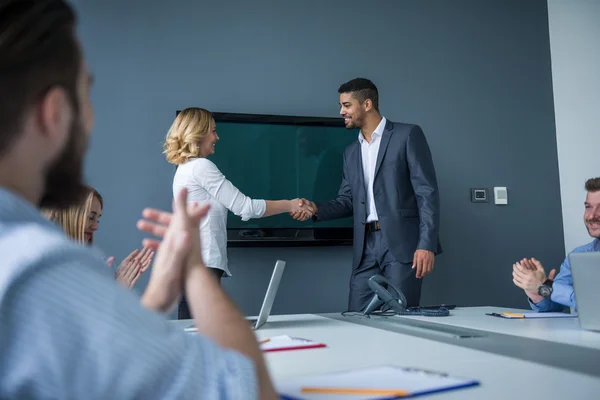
[277,365,480,399]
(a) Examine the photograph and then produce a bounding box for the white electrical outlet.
[494,187,508,205]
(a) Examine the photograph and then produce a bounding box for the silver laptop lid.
[570,252,600,331]
[253,260,286,330]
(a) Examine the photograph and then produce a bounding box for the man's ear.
[37,86,72,146]
[363,99,373,112]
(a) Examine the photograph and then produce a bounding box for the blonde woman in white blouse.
[163,107,311,318]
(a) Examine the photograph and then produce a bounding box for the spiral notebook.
[278,365,479,399]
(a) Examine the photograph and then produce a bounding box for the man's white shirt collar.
[358,117,387,143]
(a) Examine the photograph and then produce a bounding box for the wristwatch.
[538,278,554,298]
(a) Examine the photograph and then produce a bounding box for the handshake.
[289,198,317,221]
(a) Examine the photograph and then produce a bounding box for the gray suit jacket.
[314,120,442,268]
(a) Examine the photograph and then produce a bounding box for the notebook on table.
[485,311,577,319]
[277,365,479,399]
[259,335,326,353]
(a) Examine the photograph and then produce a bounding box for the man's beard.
[346,114,365,130]
[39,117,89,210]
[586,219,600,238]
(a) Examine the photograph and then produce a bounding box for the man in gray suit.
[292,78,442,311]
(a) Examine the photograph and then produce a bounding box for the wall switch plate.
[471,188,488,203]
[494,187,508,205]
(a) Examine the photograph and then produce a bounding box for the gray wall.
[73,0,564,317]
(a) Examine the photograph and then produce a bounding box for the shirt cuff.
[528,296,550,312]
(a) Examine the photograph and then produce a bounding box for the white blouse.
[172,158,266,276]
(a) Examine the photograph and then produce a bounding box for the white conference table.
[396,306,600,350]
[172,307,600,399]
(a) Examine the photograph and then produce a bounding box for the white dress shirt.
[173,158,266,276]
[358,117,387,223]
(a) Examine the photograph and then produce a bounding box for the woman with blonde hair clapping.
[43,186,154,289]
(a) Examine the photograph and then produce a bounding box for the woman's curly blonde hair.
[163,107,213,165]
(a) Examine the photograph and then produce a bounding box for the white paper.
[261,335,323,351]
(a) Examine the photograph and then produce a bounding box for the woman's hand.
[289,198,315,221]
[114,246,154,289]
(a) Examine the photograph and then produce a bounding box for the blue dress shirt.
[529,238,600,312]
[0,187,257,399]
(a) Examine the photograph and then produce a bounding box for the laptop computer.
[247,259,286,330]
[185,260,286,332]
[569,252,600,331]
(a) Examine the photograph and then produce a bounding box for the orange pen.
[301,387,409,396]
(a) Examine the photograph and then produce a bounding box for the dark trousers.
[177,267,224,319]
[348,230,422,312]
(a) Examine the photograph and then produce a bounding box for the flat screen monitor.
[176,111,356,246]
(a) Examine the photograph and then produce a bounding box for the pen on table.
[301,387,409,396]
[485,312,503,318]
[259,338,270,344]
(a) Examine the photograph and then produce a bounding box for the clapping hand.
[137,191,210,313]
[290,198,316,221]
[111,246,155,289]
[512,258,556,294]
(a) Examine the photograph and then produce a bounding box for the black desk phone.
[362,274,450,317]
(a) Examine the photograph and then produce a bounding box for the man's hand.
[519,258,557,280]
[512,258,556,303]
[512,262,544,293]
[114,246,154,289]
[290,198,316,221]
[512,258,557,291]
[412,249,434,278]
[136,202,204,249]
[139,190,209,313]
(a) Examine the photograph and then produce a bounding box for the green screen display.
[209,120,358,229]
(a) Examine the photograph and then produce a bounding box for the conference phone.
[362,274,450,317]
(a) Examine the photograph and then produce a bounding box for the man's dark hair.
[585,177,600,192]
[0,0,80,157]
[338,78,379,111]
